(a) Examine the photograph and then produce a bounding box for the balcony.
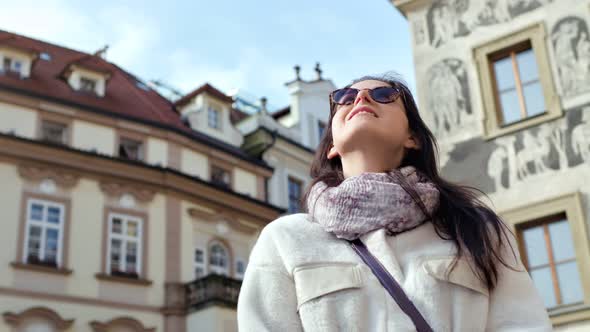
[185,274,242,312]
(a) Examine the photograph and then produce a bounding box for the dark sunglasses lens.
[371,87,399,103]
[333,88,358,105]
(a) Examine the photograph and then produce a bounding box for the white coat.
[237,213,552,331]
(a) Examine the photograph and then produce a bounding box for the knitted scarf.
[306,166,440,240]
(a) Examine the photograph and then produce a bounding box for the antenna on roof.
[93,45,109,59]
[149,79,184,100]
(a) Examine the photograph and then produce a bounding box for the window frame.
[15,192,72,274]
[500,192,590,324]
[474,22,562,140]
[287,175,303,214]
[207,105,222,130]
[37,112,72,146]
[22,198,66,268]
[208,240,230,276]
[98,207,150,284]
[106,212,143,278]
[235,258,246,280]
[40,120,68,145]
[209,161,233,189]
[318,120,326,141]
[517,213,583,308]
[194,246,206,279]
[115,129,146,162]
[79,76,98,94]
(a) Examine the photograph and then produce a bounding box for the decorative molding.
[99,181,155,203]
[10,262,72,276]
[95,273,153,286]
[3,306,74,330]
[90,317,156,332]
[18,163,79,188]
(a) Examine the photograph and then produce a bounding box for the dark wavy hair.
[301,73,517,290]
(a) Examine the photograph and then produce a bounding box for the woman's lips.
[348,106,377,121]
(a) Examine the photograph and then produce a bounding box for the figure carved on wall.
[413,19,426,45]
[487,145,509,190]
[552,17,590,96]
[426,0,552,47]
[426,59,471,136]
[571,109,590,162]
[515,131,550,180]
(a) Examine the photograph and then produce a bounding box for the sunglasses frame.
[329,86,402,106]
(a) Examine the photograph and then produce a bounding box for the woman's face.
[327,80,418,162]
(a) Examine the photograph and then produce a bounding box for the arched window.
[209,241,229,276]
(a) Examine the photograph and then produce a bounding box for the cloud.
[0,0,159,76]
[163,46,294,109]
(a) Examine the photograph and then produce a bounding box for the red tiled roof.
[0,30,275,171]
[0,29,187,131]
[272,106,290,119]
[174,83,233,107]
[230,107,250,125]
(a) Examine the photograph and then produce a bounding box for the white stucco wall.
[181,148,208,179]
[233,168,257,198]
[146,137,168,167]
[0,102,37,138]
[72,120,115,155]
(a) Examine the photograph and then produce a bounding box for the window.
[209,242,229,276]
[41,121,67,145]
[23,199,65,268]
[491,43,545,126]
[519,215,583,308]
[2,56,22,75]
[107,213,142,278]
[208,106,221,129]
[194,247,206,279]
[211,164,231,188]
[474,23,561,139]
[288,176,302,214]
[318,120,326,141]
[235,259,246,280]
[118,137,143,161]
[79,77,97,93]
[501,192,590,324]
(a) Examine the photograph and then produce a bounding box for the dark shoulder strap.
[349,238,433,332]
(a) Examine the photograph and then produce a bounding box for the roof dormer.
[175,83,244,147]
[60,55,112,97]
[0,36,40,79]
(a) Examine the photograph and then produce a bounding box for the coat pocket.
[422,256,489,297]
[293,263,363,310]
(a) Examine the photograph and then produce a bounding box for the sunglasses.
[329,86,401,106]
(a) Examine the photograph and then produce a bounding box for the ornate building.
[392,0,590,330]
[0,30,333,331]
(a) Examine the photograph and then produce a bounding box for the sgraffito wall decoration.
[426,58,472,136]
[551,16,590,96]
[441,104,590,194]
[426,0,553,48]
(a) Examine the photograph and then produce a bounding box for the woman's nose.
[354,89,372,105]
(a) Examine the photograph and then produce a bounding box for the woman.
[237,74,551,331]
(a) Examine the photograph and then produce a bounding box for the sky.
[0,0,416,112]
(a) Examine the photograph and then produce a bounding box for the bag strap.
[349,238,433,332]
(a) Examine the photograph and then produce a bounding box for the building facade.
[0,30,327,331]
[392,0,590,330]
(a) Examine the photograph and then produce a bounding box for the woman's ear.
[403,134,420,150]
[327,144,339,159]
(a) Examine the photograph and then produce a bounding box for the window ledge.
[549,303,590,326]
[95,273,152,286]
[483,111,563,141]
[10,262,72,275]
